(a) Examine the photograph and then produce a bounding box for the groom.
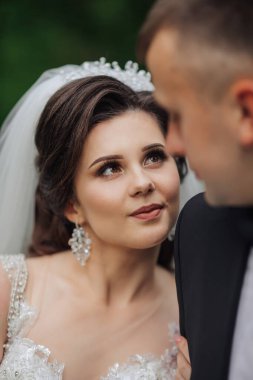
[138,1,253,379]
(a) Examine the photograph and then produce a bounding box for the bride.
[0,59,199,379]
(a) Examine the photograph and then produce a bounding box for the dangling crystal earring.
[68,223,91,266]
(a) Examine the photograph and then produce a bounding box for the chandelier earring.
[68,223,91,266]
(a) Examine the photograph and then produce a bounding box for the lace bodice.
[0,254,178,379]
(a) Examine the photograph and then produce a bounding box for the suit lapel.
[175,195,250,380]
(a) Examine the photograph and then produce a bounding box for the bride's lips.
[130,203,164,221]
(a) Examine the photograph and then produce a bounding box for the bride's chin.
[130,230,171,250]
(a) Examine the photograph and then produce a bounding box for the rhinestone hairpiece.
[58,57,154,92]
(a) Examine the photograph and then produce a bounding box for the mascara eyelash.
[95,160,120,177]
[145,148,168,161]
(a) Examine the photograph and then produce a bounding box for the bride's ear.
[64,200,85,224]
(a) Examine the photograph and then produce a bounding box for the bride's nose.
[128,169,155,197]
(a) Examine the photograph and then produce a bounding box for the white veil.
[0,70,66,254]
[0,59,204,255]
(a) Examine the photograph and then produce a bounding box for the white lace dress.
[0,254,178,379]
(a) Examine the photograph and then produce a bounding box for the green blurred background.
[1,0,154,125]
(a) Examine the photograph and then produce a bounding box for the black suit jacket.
[174,193,250,380]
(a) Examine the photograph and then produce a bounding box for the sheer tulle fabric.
[0,70,65,255]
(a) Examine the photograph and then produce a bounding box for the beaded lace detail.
[0,254,178,379]
[101,350,177,380]
[0,255,64,379]
[101,324,178,380]
[1,254,29,342]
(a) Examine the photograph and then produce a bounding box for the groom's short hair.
[138,0,253,98]
[138,0,253,60]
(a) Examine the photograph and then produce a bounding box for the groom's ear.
[232,79,253,148]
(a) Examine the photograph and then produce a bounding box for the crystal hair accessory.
[57,57,154,92]
[68,224,91,266]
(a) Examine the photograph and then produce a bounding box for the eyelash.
[95,149,168,178]
[145,149,168,165]
[96,160,122,177]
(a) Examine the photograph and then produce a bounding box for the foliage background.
[1,0,154,125]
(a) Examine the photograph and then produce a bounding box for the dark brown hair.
[137,0,253,62]
[29,75,187,271]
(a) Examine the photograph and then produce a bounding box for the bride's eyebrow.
[142,143,165,151]
[88,155,123,169]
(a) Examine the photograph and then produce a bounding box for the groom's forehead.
[148,29,238,109]
[147,30,199,107]
[147,30,187,90]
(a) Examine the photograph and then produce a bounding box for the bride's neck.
[69,242,161,307]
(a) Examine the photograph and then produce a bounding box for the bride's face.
[71,110,180,250]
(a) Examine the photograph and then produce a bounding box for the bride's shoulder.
[25,254,55,296]
[26,251,69,271]
[25,252,69,295]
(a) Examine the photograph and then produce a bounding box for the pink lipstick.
[130,204,164,221]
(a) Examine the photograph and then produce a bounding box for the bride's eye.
[144,149,168,167]
[96,160,123,177]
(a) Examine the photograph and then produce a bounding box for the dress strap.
[0,254,28,341]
